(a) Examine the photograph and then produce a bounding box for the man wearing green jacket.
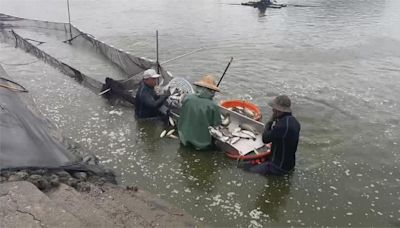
[178,75,222,150]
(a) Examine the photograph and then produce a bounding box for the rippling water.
[1,0,400,226]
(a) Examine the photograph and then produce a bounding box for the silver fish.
[239,123,257,134]
[253,148,260,154]
[232,106,244,114]
[220,136,230,142]
[232,131,253,139]
[169,95,180,100]
[220,127,233,137]
[160,130,167,138]
[168,134,179,139]
[233,127,242,133]
[169,116,175,126]
[221,113,231,126]
[241,130,257,139]
[230,137,241,144]
[167,129,175,136]
[243,108,255,118]
[209,126,223,138]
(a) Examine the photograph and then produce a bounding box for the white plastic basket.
[165,77,194,94]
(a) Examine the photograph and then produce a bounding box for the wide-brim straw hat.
[268,95,292,113]
[193,74,220,92]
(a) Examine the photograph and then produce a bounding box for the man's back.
[178,92,222,150]
[262,113,300,171]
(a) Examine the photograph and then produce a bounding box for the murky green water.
[1,0,399,226]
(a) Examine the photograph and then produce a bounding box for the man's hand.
[268,110,277,122]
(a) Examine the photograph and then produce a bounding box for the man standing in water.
[178,75,222,150]
[135,69,170,119]
[245,95,300,175]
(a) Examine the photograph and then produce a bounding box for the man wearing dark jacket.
[135,69,169,119]
[245,95,300,175]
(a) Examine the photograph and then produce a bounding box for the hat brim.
[268,100,292,113]
[194,81,220,92]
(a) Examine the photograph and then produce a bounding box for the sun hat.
[143,69,161,79]
[193,75,220,92]
[268,95,292,113]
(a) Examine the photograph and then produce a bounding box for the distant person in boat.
[243,95,300,175]
[135,69,170,119]
[259,0,272,6]
[178,75,222,150]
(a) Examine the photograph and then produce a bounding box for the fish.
[229,137,241,144]
[220,127,233,137]
[169,116,175,126]
[166,129,175,136]
[241,130,257,140]
[168,134,179,139]
[243,108,255,118]
[233,127,242,133]
[208,126,223,138]
[253,148,260,154]
[239,123,258,134]
[160,130,167,138]
[232,131,253,139]
[232,106,244,114]
[220,136,230,142]
[169,95,181,100]
[221,113,231,126]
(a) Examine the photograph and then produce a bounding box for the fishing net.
[0,13,173,94]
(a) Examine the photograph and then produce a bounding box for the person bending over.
[178,75,222,150]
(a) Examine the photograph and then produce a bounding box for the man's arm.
[142,90,168,109]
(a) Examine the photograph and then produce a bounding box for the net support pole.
[67,0,73,43]
[156,30,160,74]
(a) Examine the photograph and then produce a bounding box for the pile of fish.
[166,87,191,109]
[227,106,256,119]
[208,122,260,145]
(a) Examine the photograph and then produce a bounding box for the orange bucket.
[220,99,262,121]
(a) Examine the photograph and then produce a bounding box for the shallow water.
[1,0,400,226]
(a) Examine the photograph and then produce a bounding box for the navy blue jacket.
[135,81,167,118]
[262,113,301,172]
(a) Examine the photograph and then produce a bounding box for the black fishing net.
[0,13,172,95]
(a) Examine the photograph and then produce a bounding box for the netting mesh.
[0,13,173,94]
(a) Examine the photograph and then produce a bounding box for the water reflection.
[257,5,267,17]
[255,175,292,222]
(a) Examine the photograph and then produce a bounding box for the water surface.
[1,0,399,226]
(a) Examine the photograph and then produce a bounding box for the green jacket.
[178,88,222,150]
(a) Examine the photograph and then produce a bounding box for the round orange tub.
[220,99,262,121]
